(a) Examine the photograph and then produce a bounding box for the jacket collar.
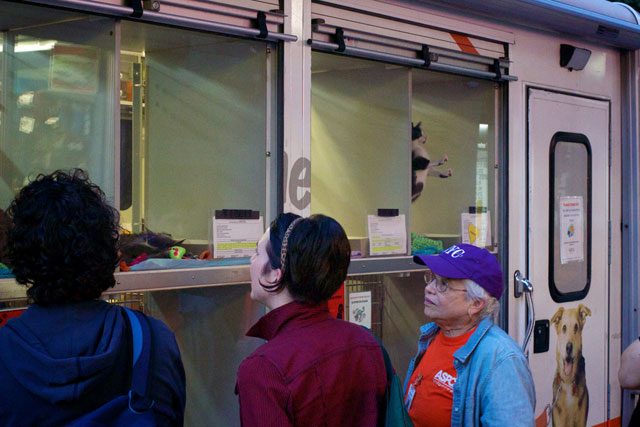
[453,317,493,363]
[419,316,494,364]
[246,300,330,341]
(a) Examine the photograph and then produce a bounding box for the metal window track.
[19,0,297,42]
[308,39,517,82]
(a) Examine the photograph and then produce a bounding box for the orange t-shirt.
[405,328,476,427]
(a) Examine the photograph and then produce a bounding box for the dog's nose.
[566,342,573,355]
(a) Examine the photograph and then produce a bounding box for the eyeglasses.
[423,272,468,294]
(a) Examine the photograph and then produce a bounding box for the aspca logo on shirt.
[443,245,465,258]
[433,369,456,392]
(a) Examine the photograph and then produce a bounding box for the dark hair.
[7,169,120,306]
[262,213,351,305]
[0,208,12,266]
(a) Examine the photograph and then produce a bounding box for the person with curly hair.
[235,213,387,426]
[0,169,186,426]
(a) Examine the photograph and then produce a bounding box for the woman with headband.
[235,213,387,426]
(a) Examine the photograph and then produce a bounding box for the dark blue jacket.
[0,300,186,426]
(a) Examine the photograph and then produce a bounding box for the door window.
[549,132,592,302]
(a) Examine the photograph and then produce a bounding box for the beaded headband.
[280,217,303,277]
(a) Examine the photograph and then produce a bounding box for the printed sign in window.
[213,217,263,259]
[559,196,584,264]
[348,291,372,329]
[461,211,492,248]
[367,214,407,256]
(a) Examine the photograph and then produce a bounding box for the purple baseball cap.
[413,244,504,299]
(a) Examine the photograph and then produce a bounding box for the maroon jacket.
[236,301,387,426]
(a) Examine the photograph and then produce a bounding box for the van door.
[526,88,609,426]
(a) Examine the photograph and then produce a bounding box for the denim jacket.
[404,317,536,427]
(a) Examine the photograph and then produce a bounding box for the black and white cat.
[412,121,452,202]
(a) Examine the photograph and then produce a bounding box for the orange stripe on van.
[450,33,479,54]
[593,417,621,427]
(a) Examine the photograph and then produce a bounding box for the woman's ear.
[266,267,282,286]
[468,298,486,317]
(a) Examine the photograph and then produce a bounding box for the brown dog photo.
[550,304,591,427]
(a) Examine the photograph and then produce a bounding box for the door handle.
[514,270,535,355]
[514,270,533,298]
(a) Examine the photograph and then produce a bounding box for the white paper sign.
[559,196,584,264]
[213,217,264,258]
[461,212,492,247]
[349,291,372,329]
[367,214,407,256]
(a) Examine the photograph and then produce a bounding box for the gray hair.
[463,279,500,323]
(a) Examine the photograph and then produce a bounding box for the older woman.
[405,244,535,427]
[236,213,387,426]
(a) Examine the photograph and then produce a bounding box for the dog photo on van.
[550,304,591,427]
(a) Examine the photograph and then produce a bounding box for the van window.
[0,8,116,207]
[411,69,497,253]
[311,52,411,256]
[310,52,501,258]
[549,132,591,302]
[120,21,277,252]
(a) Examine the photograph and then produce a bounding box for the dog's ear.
[577,304,591,327]
[551,307,564,331]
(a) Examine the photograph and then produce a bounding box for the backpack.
[68,307,156,426]
[365,328,414,427]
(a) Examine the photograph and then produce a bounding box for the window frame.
[548,131,593,303]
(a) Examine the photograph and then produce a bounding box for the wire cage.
[103,292,145,311]
[0,299,29,328]
[345,274,384,338]
[0,298,28,310]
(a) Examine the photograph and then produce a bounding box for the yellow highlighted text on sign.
[371,246,403,252]
[216,242,257,250]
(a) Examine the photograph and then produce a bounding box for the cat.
[411,121,452,202]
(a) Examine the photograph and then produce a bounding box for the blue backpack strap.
[122,307,155,412]
[123,307,143,366]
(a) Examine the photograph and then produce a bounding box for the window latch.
[129,0,143,18]
[334,28,346,53]
[492,58,502,81]
[421,45,431,67]
[256,11,269,38]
